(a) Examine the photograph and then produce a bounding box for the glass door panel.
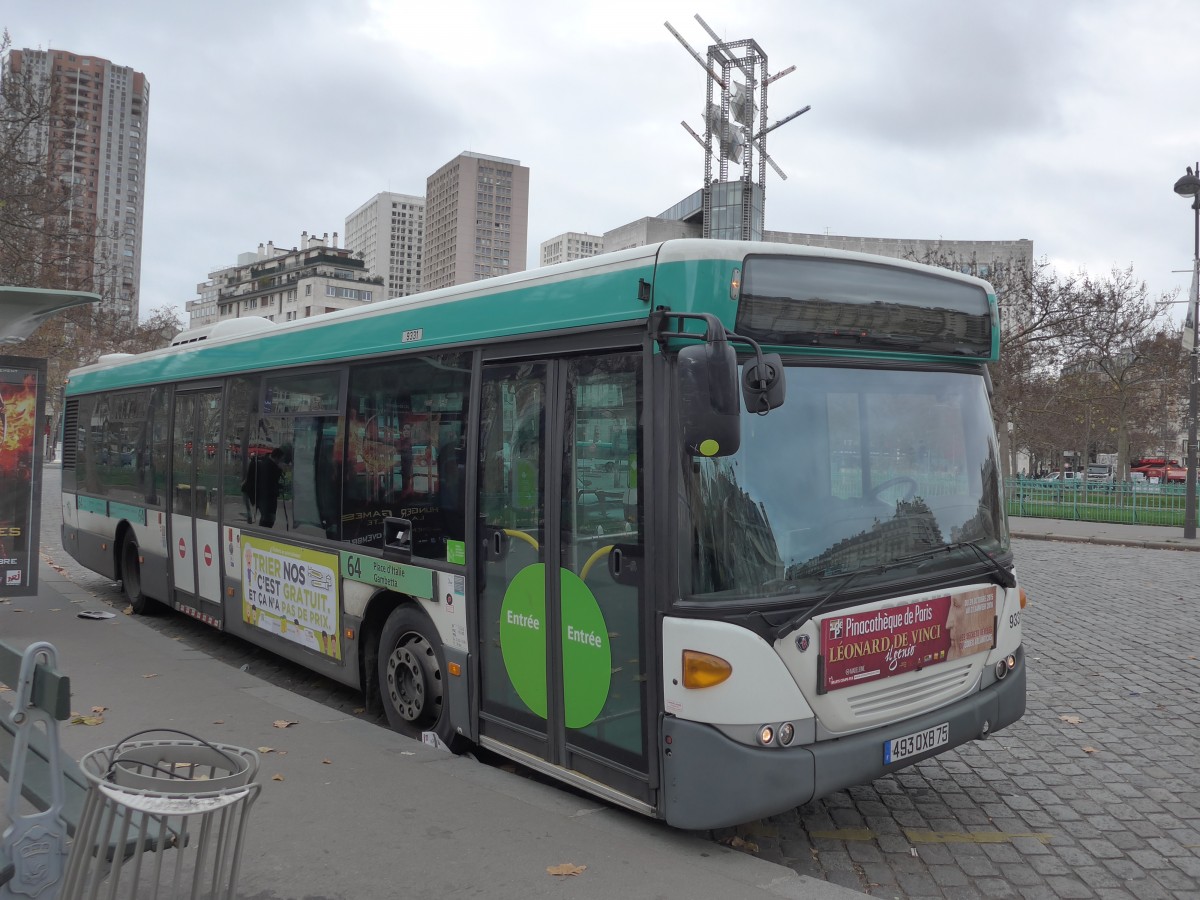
[561,354,646,774]
[477,362,550,748]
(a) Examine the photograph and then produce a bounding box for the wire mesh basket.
[60,735,261,900]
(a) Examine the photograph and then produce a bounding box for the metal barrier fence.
[1004,478,1198,526]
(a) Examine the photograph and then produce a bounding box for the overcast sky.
[6,0,1200,326]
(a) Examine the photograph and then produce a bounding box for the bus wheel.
[120,536,153,615]
[378,606,459,748]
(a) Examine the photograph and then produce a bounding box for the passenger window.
[343,354,471,560]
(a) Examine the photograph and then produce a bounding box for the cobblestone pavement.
[703,540,1200,899]
[38,468,1200,898]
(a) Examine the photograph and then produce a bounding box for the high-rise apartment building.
[344,192,425,300]
[539,232,604,267]
[423,152,529,291]
[3,48,149,328]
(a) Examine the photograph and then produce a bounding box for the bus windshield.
[683,365,1007,600]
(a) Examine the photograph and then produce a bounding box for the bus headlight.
[758,725,774,746]
[995,654,1018,680]
[778,723,795,746]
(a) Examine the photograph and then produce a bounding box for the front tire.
[119,536,154,615]
[377,605,461,750]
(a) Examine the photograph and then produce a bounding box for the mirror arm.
[650,310,728,351]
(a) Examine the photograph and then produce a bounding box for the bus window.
[343,353,470,558]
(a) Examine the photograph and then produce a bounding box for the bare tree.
[1056,267,1175,479]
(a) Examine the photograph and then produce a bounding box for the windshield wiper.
[915,540,1016,589]
[769,541,1014,643]
[770,568,871,643]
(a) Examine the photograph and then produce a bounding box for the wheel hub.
[386,633,439,723]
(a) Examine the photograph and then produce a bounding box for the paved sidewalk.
[1009,516,1200,552]
[1,560,868,900]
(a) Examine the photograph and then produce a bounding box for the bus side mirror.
[742,353,785,414]
[678,340,741,457]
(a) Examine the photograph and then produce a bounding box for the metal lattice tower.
[666,15,810,241]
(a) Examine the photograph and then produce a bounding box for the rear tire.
[120,535,154,615]
[377,605,463,750]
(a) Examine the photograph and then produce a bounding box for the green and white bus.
[60,239,1025,828]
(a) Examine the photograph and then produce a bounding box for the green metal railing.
[1004,478,1198,526]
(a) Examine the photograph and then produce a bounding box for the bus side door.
[169,387,224,614]
[476,351,650,806]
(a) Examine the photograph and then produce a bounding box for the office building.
[344,192,425,300]
[423,152,529,290]
[539,232,604,267]
[2,48,149,328]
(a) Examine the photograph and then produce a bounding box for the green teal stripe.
[68,263,664,395]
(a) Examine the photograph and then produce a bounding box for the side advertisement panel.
[0,356,47,597]
[242,535,342,660]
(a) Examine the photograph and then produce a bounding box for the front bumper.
[660,646,1026,829]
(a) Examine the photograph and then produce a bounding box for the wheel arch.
[114,519,137,579]
[358,590,425,715]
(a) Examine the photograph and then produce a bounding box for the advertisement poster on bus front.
[0,357,46,598]
[819,587,996,693]
[242,535,341,660]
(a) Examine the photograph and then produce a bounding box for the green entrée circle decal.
[499,564,612,728]
[698,438,719,457]
[500,564,548,718]
[560,568,611,729]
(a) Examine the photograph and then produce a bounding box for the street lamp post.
[1173,164,1200,539]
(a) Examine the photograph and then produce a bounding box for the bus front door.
[477,353,650,809]
[169,387,224,618]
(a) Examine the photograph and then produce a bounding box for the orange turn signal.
[1019,588,1028,609]
[448,662,462,677]
[682,650,732,689]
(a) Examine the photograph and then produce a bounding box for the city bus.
[59,239,1026,828]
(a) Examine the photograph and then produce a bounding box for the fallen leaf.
[1059,715,1082,725]
[322,758,332,765]
[273,720,298,729]
[90,706,108,715]
[123,606,133,615]
[1083,746,1098,754]
[143,673,158,679]
[257,747,275,754]
[271,773,285,781]
[353,707,365,715]
[721,835,759,853]
[276,750,288,756]
[70,715,104,726]
[546,863,587,877]
[212,720,224,725]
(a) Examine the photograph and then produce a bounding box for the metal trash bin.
[60,736,260,900]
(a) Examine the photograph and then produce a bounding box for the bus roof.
[66,239,998,395]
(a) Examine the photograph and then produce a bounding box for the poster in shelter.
[0,356,47,597]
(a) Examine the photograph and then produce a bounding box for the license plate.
[884,722,949,765]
